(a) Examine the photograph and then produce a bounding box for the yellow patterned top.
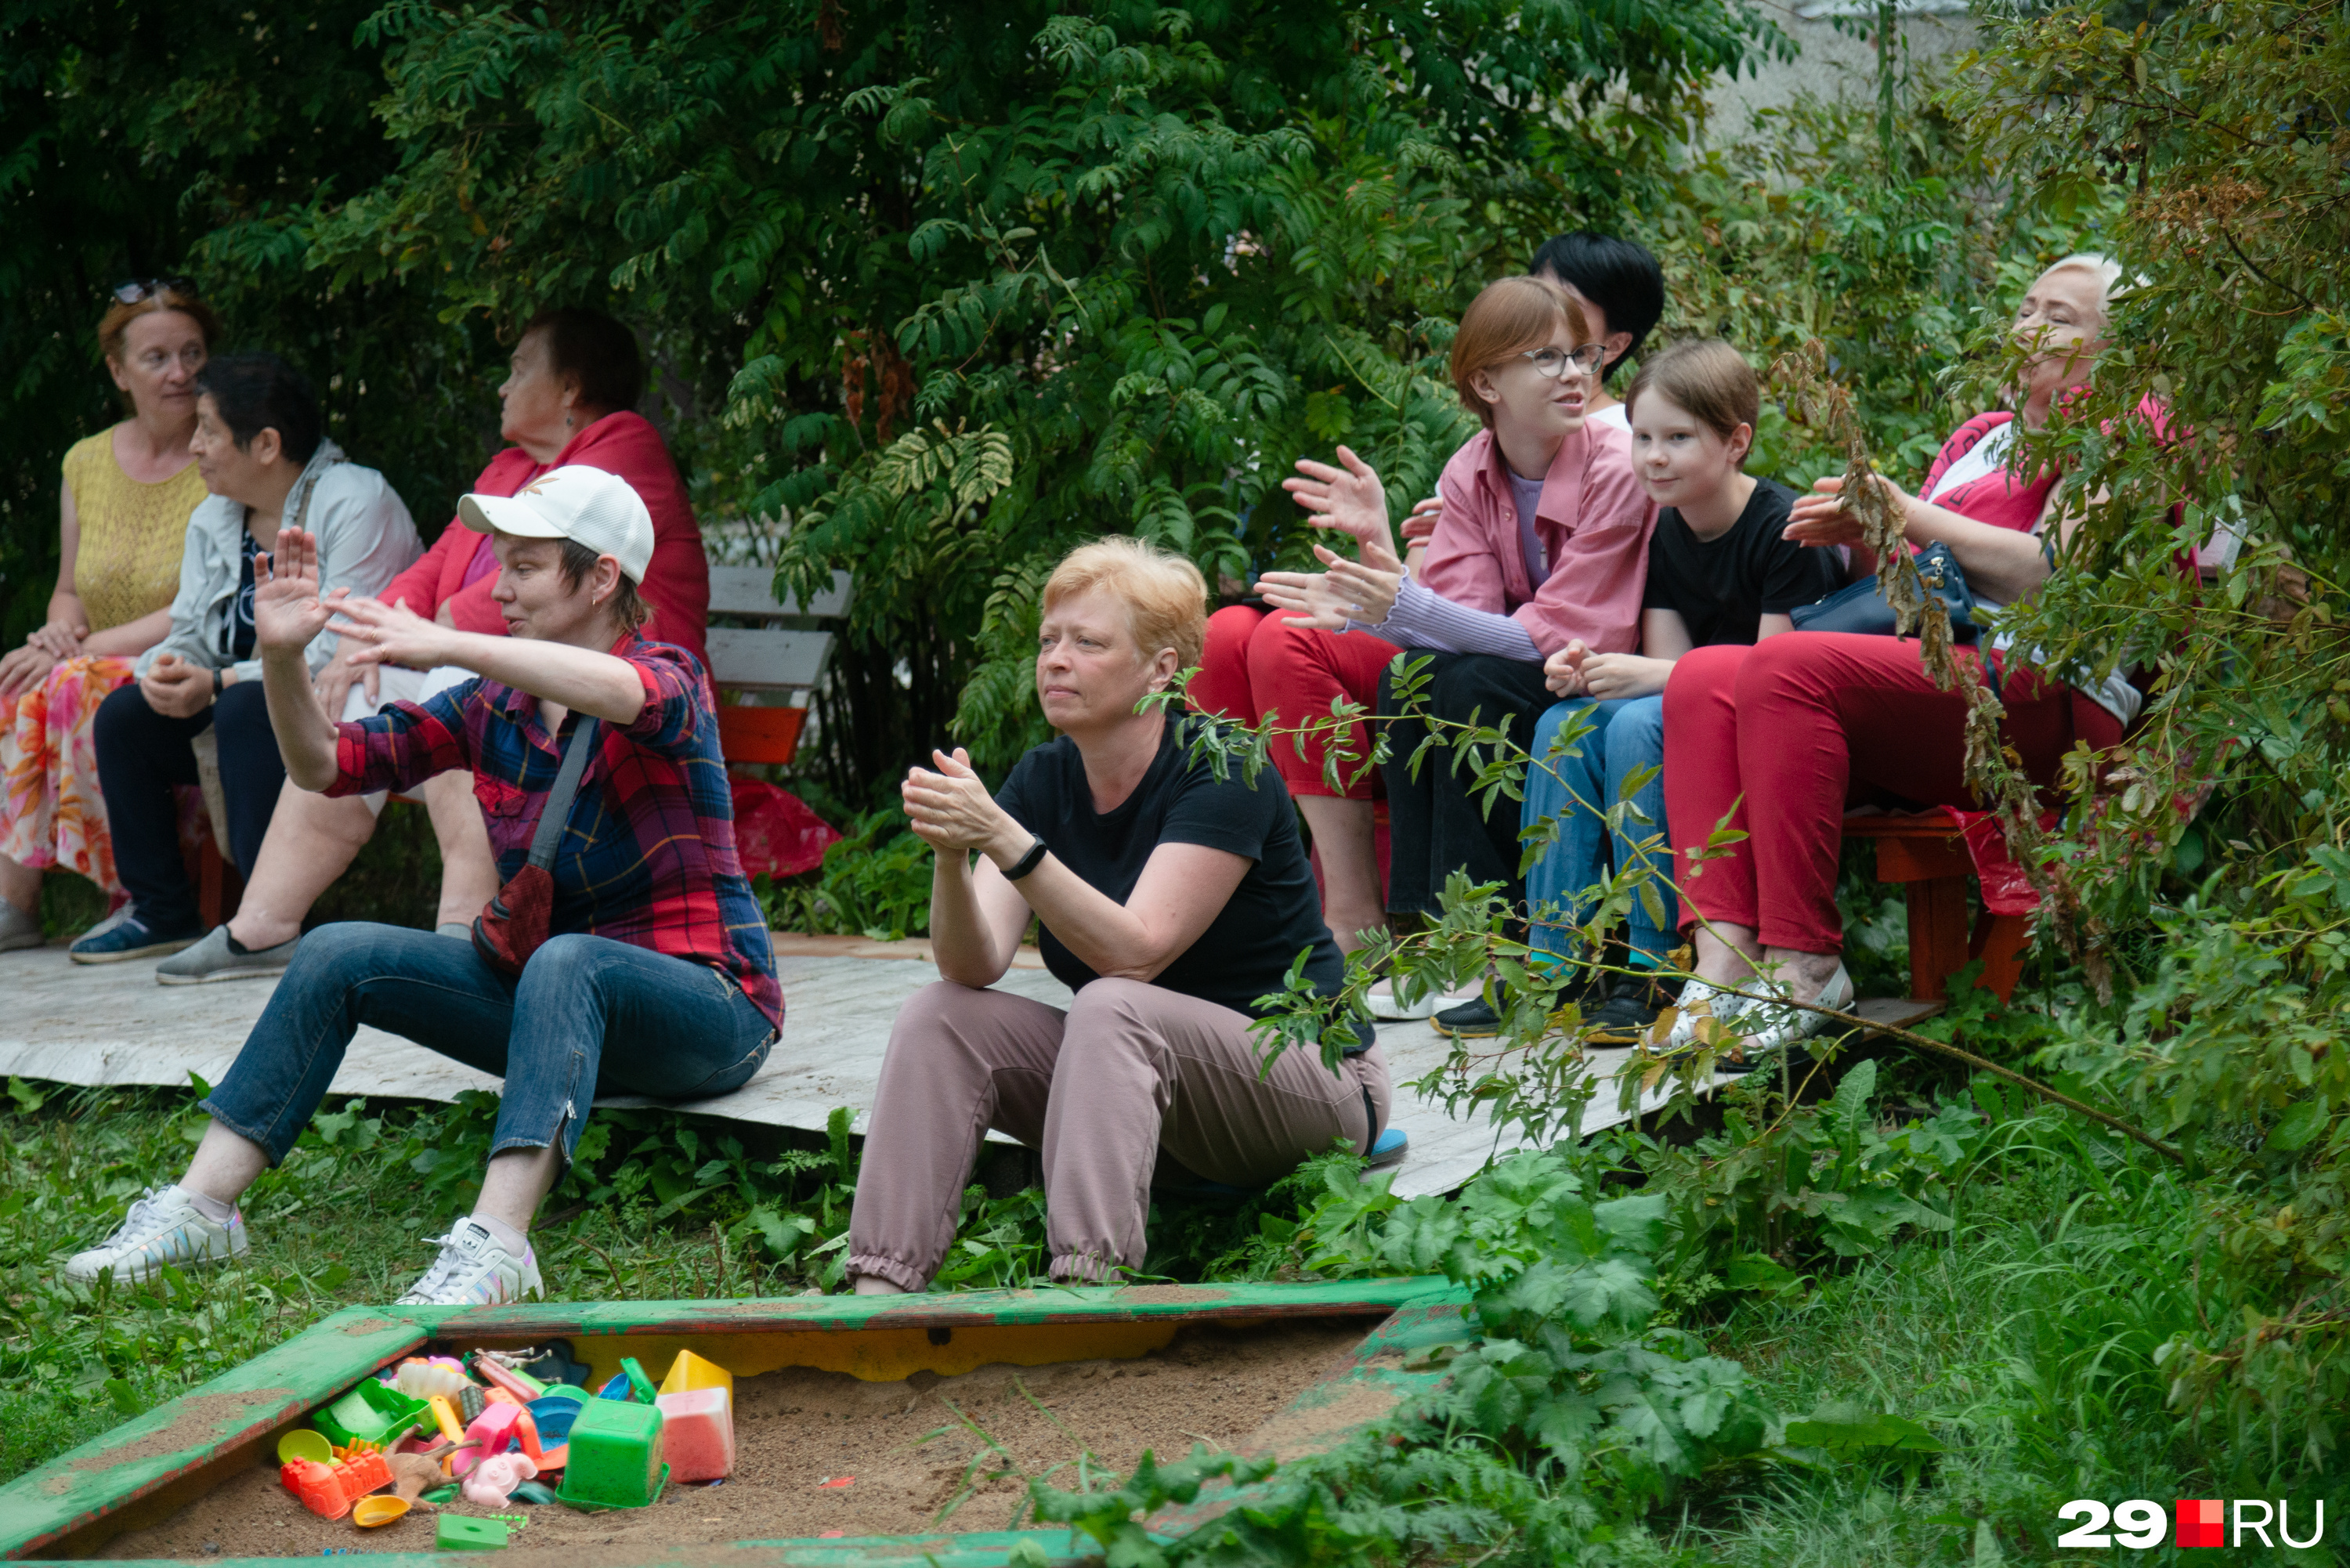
[60,430,205,634]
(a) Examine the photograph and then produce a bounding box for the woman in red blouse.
[1658,256,2135,1059]
[191,309,711,980]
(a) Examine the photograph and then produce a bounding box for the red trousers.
[1192,607,1398,801]
[1661,632,2123,953]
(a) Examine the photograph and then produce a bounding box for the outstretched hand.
[1784,471,1910,548]
[1257,540,1404,630]
[254,527,341,652]
[1283,446,1398,562]
[903,747,1015,856]
[326,592,457,674]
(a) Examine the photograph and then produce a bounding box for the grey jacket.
[133,440,421,684]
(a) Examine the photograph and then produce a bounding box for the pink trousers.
[847,979,1391,1289]
[1662,633,2122,953]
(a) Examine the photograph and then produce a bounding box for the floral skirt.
[1,656,135,896]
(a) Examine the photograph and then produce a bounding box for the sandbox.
[0,1281,1466,1566]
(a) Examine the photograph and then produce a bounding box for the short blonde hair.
[1449,275,1592,429]
[1042,537,1207,670]
[2037,254,2123,324]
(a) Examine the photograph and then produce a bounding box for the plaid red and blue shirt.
[326,632,783,1030]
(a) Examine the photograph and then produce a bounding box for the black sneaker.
[1581,974,1672,1046]
[1432,996,1501,1038]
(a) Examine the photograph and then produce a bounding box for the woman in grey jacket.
[71,353,419,963]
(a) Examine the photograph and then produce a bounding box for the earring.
[564,414,574,428]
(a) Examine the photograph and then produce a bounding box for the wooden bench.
[705,565,852,768]
[186,565,856,928]
[1843,811,2029,1003]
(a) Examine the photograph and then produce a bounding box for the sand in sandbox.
[96,1317,1376,1560]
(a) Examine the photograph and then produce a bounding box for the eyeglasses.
[1520,345,1609,379]
[110,277,198,305]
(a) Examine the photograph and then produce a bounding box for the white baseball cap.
[457,465,654,583]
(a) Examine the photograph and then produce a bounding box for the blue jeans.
[202,924,777,1165]
[1520,695,1678,967]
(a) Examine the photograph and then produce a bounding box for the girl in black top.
[1516,340,1839,1041]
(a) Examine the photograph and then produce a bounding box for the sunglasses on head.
[111,277,198,305]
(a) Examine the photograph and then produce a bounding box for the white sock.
[469,1212,532,1259]
[178,1185,236,1223]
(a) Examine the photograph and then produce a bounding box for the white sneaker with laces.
[65,1185,249,1284]
[396,1219,544,1306]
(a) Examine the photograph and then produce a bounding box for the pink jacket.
[1419,421,1654,656]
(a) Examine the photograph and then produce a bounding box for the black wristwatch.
[1002,835,1050,881]
[211,667,225,700]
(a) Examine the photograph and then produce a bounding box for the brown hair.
[555,537,653,631]
[98,288,220,364]
[1042,537,1207,671]
[1624,339,1759,457]
[1448,276,1591,429]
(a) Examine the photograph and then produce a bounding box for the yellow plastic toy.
[658,1348,733,1399]
[351,1495,410,1528]
[428,1394,467,1447]
[276,1429,334,1466]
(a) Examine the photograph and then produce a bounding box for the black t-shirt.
[994,716,1347,1020]
[1641,479,1840,647]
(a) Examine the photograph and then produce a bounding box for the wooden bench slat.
[706,566,855,620]
[707,627,835,690]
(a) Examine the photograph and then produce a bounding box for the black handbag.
[1790,540,1982,645]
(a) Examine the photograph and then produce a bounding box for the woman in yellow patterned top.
[0,283,220,951]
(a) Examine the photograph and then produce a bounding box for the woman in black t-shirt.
[845,538,1395,1294]
[1516,340,1840,1042]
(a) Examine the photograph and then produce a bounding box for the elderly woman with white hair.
[848,537,1397,1293]
[1655,254,2139,1055]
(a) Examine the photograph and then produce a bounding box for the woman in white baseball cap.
[60,466,782,1307]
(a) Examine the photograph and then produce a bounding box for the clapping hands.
[1256,446,1407,630]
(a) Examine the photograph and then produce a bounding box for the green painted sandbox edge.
[2,1279,1464,1562]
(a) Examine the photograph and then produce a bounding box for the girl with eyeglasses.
[1202,275,1654,1005]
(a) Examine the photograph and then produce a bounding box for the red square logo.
[2177,1498,2225,1548]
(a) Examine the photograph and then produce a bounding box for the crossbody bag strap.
[526,717,602,869]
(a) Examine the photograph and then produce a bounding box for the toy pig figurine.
[461,1451,540,1509]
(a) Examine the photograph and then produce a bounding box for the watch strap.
[1002,835,1050,882]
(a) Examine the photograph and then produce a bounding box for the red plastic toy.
[280,1449,395,1520]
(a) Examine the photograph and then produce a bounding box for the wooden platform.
[0,938,1936,1200]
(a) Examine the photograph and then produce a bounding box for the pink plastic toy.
[452,1402,523,1478]
[655,1386,734,1483]
[460,1451,540,1508]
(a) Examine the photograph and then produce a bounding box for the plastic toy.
[654,1386,733,1483]
[620,1357,660,1404]
[553,1396,667,1510]
[280,1449,393,1520]
[314,1379,430,1450]
[461,1452,540,1508]
[659,1348,733,1399]
[470,1353,547,1402]
[453,1403,522,1477]
[351,1495,410,1528]
[276,1429,334,1466]
[594,1374,631,1401]
[530,1382,589,1407]
[457,1384,487,1424]
[435,1514,509,1551]
[427,1395,466,1447]
[509,1479,561,1505]
[525,1397,580,1446]
[392,1357,473,1402]
[387,1448,450,1502]
[519,1341,591,1389]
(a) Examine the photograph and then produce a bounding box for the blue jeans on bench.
[1520,695,1678,969]
[201,923,776,1166]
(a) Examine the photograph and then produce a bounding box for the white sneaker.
[396,1219,544,1306]
[65,1185,249,1284]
